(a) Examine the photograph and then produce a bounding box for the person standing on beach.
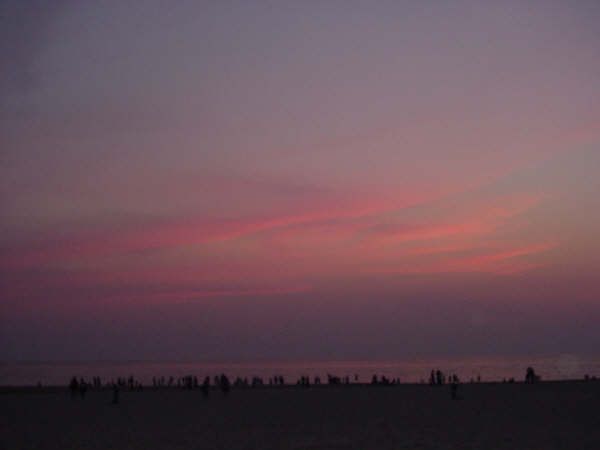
[201,376,210,398]
[220,374,230,395]
[80,379,87,399]
[112,384,119,404]
[69,376,78,398]
[451,380,458,399]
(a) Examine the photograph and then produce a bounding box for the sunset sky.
[1,0,599,361]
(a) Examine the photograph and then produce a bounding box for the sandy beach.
[2,381,598,449]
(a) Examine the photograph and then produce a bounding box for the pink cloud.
[3,184,469,268]
[369,242,557,276]
[0,174,557,289]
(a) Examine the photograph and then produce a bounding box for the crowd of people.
[67,372,405,397]
[67,366,562,404]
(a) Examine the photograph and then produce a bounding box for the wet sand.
[2,381,598,449]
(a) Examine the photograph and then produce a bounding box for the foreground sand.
[2,382,599,449]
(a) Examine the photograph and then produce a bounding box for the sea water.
[1,354,599,386]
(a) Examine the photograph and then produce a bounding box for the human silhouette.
[451,379,458,400]
[79,379,87,399]
[327,374,341,385]
[69,376,79,398]
[219,374,230,395]
[525,367,540,384]
[436,370,444,385]
[201,376,210,398]
[112,384,119,404]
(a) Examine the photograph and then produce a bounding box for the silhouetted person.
[525,367,540,384]
[220,374,230,395]
[429,370,435,386]
[436,370,444,385]
[201,376,210,398]
[451,380,458,400]
[80,379,87,399]
[328,374,341,385]
[69,376,79,398]
[112,384,119,404]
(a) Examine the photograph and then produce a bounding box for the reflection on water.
[1,355,599,386]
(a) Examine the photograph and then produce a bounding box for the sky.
[1,0,599,361]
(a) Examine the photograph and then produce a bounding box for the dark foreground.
[2,382,599,449]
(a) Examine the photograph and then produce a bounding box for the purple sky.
[1,0,600,361]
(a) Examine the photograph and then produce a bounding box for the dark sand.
[2,382,599,449]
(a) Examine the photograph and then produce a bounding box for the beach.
[2,381,598,449]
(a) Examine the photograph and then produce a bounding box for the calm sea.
[1,355,599,386]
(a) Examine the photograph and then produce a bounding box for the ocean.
[1,354,598,386]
